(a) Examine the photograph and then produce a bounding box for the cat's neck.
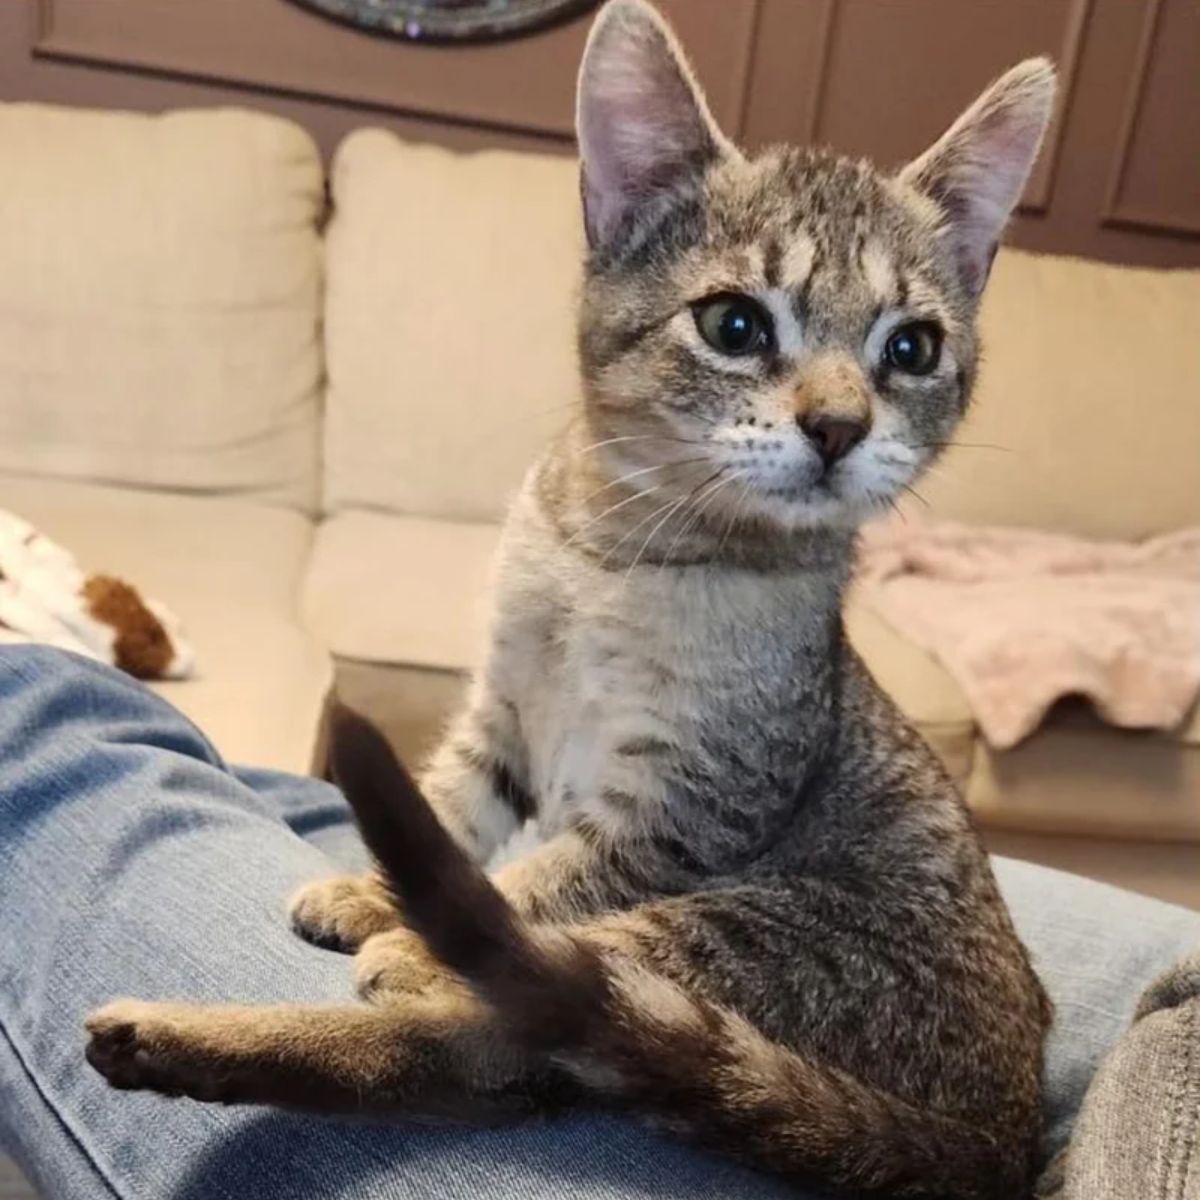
[539,423,858,586]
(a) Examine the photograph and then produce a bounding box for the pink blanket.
[854,515,1200,749]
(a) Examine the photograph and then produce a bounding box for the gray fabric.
[1041,951,1200,1199]
[994,858,1200,1162]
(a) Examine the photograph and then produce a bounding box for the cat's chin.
[737,478,898,535]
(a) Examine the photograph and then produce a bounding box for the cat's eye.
[884,322,942,375]
[693,294,773,357]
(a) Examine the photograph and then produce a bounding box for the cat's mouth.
[733,450,908,530]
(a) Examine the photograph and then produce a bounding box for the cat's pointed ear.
[576,0,734,248]
[899,58,1056,297]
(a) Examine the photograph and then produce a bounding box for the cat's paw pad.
[289,876,400,953]
[355,930,453,1001]
[85,1000,221,1099]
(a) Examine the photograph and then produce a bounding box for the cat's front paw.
[85,999,225,1100]
[289,875,401,952]
[355,930,456,1001]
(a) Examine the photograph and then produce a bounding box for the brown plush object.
[82,576,174,680]
[0,507,194,680]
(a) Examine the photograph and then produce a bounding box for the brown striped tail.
[326,702,1023,1199]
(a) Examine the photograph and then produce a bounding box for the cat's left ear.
[576,0,736,249]
[899,59,1056,297]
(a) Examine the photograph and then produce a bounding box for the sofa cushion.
[302,510,498,670]
[324,131,583,523]
[843,601,977,786]
[0,104,324,511]
[967,704,1200,843]
[918,250,1200,541]
[0,474,331,772]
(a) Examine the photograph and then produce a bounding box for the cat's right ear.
[898,59,1056,297]
[576,0,733,249]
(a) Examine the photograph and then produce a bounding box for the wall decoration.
[289,0,598,43]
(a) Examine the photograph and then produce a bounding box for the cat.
[85,1,1057,1195]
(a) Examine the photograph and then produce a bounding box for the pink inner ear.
[576,4,721,246]
[902,59,1055,294]
[954,115,1046,292]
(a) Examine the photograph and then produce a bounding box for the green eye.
[884,322,942,375]
[693,294,773,357]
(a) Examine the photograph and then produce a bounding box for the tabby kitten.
[86,2,1056,1195]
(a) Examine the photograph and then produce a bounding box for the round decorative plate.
[289,0,599,42]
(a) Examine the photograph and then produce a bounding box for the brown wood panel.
[1102,0,1200,236]
[751,0,1079,180]
[3,0,1197,266]
[741,0,838,149]
[0,1,566,159]
[1010,0,1200,266]
[741,0,1199,267]
[744,0,1090,214]
[35,0,760,142]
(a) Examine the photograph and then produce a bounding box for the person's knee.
[0,643,123,686]
[0,645,223,767]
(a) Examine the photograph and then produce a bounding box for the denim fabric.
[0,646,1196,1199]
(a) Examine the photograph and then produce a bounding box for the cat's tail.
[327,702,1022,1200]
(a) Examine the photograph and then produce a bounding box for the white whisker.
[659,469,746,570]
[562,485,663,549]
[598,493,690,570]
[580,457,709,508]
[573,434,705,457]
[715,479,755,559]
[624,492,696,582]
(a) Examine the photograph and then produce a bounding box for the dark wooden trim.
[1100,0,1199,237]
[731,0,765,141]
[802,0,839,146]
[1022,0,1092,214]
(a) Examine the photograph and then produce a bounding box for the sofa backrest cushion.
[0,104,323,510]
[922,249,1200,540]
[325,127,1197,539]
[324,130,583,523]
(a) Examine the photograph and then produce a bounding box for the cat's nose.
[797,414,868,467]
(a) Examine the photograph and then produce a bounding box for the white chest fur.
[489,513,837,841]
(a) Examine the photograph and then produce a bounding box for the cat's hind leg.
[85,993,539,1118]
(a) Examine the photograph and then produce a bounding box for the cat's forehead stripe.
[762,237,783,290]
[858,241,897,307]
[780,235,817,296]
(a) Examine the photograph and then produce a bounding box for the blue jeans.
[0,647,1197,1199]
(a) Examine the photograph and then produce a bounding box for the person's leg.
[994,858,1200,1162]
[2,647,1198,1200]
[1039,948,1200,1199]
[229,764,372,873]
[0,646,798,1200]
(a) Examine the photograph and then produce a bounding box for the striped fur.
[86,3,1057,1196]
[326,703,1025,1198]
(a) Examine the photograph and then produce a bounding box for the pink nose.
[797,414,868,466]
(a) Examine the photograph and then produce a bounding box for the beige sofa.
[1,101,1197,908]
